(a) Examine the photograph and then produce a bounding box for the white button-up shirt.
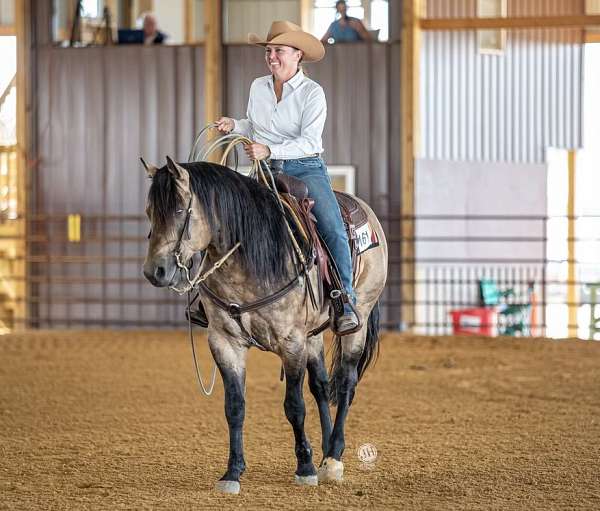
[233,69,326,160]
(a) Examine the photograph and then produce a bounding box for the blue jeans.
[276,157,355,301]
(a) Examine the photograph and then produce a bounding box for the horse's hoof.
[317,457,344,483]
[215,480,240,494]
[295,474,318,486]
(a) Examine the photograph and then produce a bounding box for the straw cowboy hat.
[248,21,325,63]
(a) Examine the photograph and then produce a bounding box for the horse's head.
[142,156,211,287]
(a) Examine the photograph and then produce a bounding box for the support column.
[14,0,31,329]
[567,150,578,338]
[185,0,195,43]
[400,0,422,330]
[300,0,312,31]
[204,0,223,161]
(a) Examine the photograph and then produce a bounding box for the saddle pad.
[334,191,379,255]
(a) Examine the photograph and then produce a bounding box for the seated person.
[141,12,167,45]
[321,0,372,43]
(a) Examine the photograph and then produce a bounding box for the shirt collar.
[268,69,305,90]
[287,69,305,89]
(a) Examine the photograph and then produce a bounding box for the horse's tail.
[329,301,381,406]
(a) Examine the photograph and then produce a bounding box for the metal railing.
[0,212,598,338]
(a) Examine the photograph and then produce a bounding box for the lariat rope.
[181,124,317,397]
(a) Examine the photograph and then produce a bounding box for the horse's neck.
[203,246,263,300]
[203,244,299,300]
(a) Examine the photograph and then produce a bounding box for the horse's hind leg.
[319,329,366,483]
[283,350,318,486]
[209,335,248,494]
[306,337,332,460]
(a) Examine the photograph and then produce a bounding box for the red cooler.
[449,308,498,336]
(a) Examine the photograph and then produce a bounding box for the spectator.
[321,0,371,43]
[141,12,167,45]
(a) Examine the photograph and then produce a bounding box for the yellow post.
[400,0,422,330]
[567,150,578,338]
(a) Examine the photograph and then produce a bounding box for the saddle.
[274,173,370,293]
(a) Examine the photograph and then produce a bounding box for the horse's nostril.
[155,266,166,280]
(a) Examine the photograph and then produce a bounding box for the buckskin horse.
[142,156,387,494]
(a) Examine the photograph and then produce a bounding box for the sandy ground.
[1,330,599,510]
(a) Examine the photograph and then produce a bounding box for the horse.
[142,156,387,494]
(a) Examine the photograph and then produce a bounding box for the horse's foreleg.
[319,330,366,483]
[283,353,318,485]
[307,341,332,460]
[209,336,247,494]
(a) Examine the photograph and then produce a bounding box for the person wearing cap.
[214,20,359,334]
[321,0,372,43]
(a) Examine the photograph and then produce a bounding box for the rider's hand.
[215,117,235,134]
[244,143,271,161]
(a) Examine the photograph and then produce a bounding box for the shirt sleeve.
[232,82,254,138]
[268,86,326,160]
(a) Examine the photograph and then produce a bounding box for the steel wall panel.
[421,1,584,163]
[34,46,207,327]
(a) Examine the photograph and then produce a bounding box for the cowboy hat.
[248,21,325,63]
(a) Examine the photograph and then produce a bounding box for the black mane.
[148,161,307,287]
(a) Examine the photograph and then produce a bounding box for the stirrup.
[330,290,362,336]
[186,302,209,328]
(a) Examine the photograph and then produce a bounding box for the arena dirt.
[1,330,599,510]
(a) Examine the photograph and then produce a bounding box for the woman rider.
[191,20,359,334]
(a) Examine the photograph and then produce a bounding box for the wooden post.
[400,0,421,330]
[185,0,195,43]
[567,150,578,338]
[14,0,30,329]
[120,0,133,28]
[300,0,312,32]
[204,0,222,161]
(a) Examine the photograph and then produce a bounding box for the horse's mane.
[148,161,307,287]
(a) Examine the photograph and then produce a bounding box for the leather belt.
[269,155,319,172]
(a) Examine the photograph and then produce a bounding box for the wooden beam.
[120,0,133,28]
[585,31,600,43]
[204,0,222,160]
[0,25,16,35]
[184,0,194,43]
[400,0,422,330]
[300,0,312,32]
[14,0,30,329]
[420,15,600,31]
[567,150,578,338]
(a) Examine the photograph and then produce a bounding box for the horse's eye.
[176,209,184,215]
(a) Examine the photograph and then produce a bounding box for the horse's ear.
[165,156,188,183]
[140,157,158,178]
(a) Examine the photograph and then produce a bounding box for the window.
[477,0,506,55]
[81,0,102,19]
[312,0,388,42]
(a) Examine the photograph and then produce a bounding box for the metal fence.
[1,212,599,339]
